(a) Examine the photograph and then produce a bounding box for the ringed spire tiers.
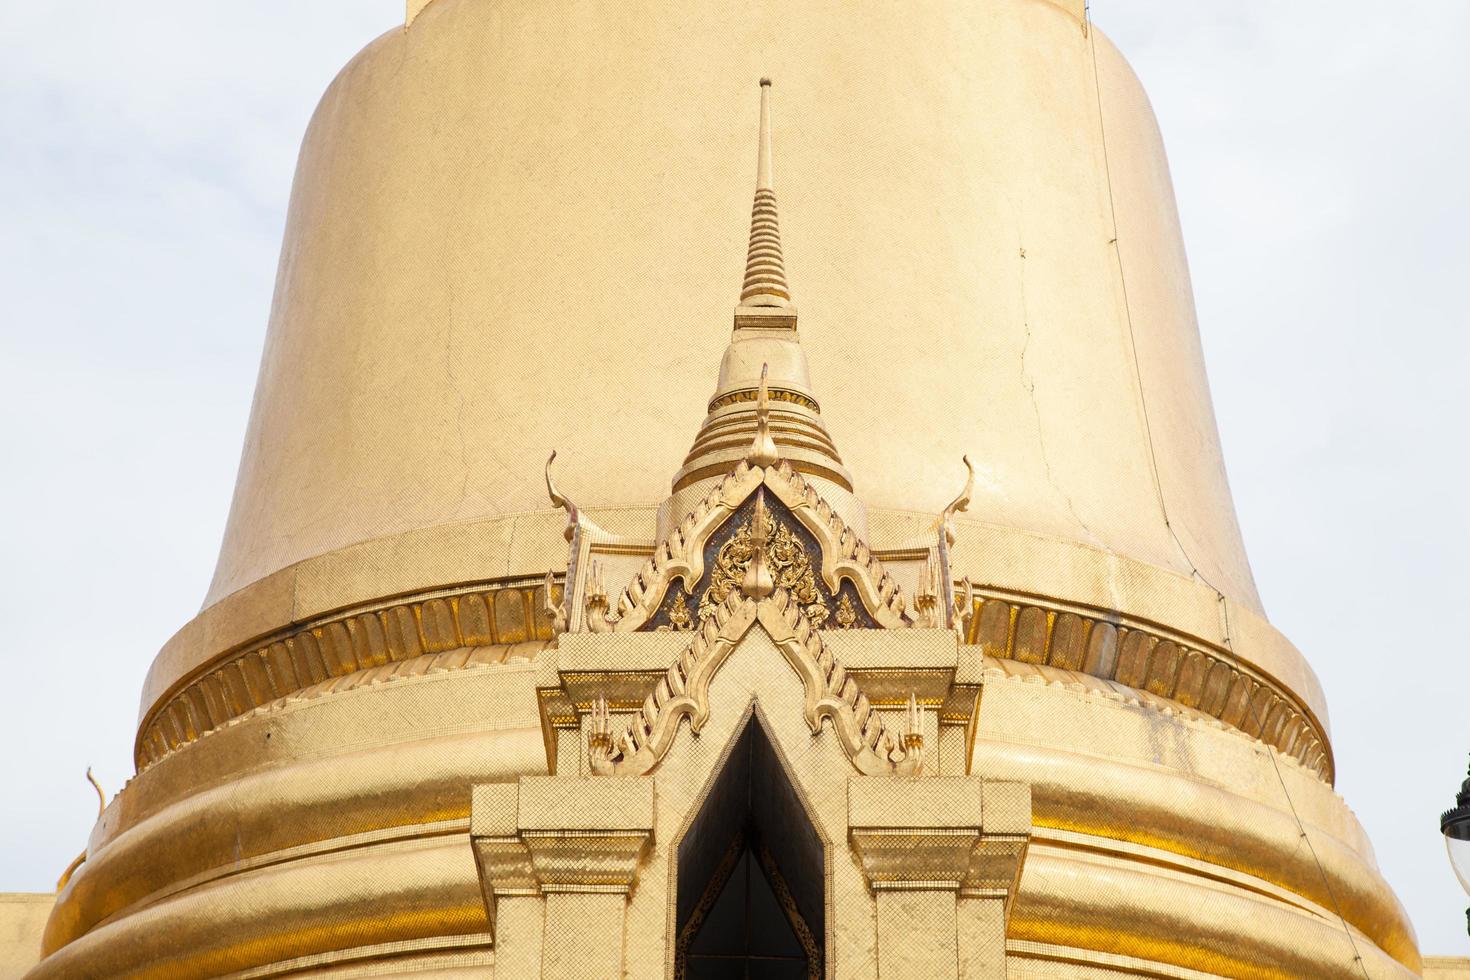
[740,79,789,307]
[670,79,853,499]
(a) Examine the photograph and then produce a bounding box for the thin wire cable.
[1085,11,1369,975]
[1248,718,1371,977]
[1084,9,1207,589]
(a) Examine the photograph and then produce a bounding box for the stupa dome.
[20,2,1419,977]
[154,0,1299,726]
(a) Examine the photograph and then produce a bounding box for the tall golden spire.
[667,79,854,504]
[740,79,789,307]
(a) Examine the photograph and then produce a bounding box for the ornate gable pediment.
[530,81,981,790]
[545,360,976,640]
[584,588,925,778]
[574,459,917,636]
[535,376,978,784]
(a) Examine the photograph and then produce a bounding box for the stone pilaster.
[471,777,655,980]
[957,782,1031,980]
[470,783,541,974]
[849,777,1030,979]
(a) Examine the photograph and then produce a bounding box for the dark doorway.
[674,709,824,980]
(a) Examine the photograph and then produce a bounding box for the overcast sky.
[1,0,1466,956]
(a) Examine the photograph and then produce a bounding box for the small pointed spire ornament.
[543,570,566,635]
[589,695,613,755]
[669,77,854,497]
[742,489,776,599]
[740,79,790,307]
[904,693,925,754]
[954,577,977,637]
[585,560,610,631]
[748,363,779,468]
[914,551,941,627]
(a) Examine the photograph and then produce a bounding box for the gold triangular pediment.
[574,460,924,636]
[584,590,924,779]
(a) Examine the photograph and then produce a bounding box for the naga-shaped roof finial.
[86,767,105,818]
[545,450,581,542]
[941,455,975,548]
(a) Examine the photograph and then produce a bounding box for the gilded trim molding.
[707,386,820,414]
[133,574,1331,784]
[960,590,1332,780]
[135,579,561,769]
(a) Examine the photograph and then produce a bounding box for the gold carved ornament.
[587,457,910,635]
[571,367,932,778]
[693,495,834,630]
[555,364,916,636]
[588,589,923,779]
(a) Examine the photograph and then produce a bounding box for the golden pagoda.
[5,0,1457,977]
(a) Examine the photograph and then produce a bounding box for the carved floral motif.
[699,506,830,629]
[665,588,694,631]
[834,594,857,630]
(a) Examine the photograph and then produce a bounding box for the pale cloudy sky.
[1,0,1466,956]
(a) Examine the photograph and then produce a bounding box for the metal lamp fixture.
[1443,758,1470,936]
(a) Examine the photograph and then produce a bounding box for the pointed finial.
[940,455,975,547]
[589,695,612,753]
[545,451,581,542]
[747,363,779,467]
[757,78,774,191]
[904,693,925,754]
[740,79,790,307]
[742,489,776,598]
[914,551,941,627]
[954,577,976,636]
[543,570,566,635]
[85,767,105,819]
